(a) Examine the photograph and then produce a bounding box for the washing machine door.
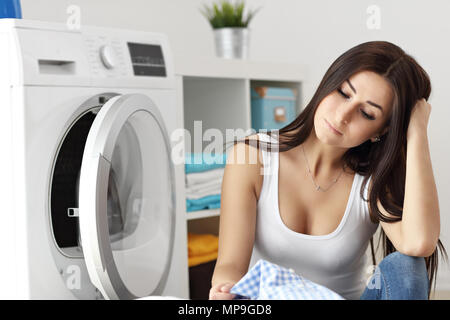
[78,94,176,300]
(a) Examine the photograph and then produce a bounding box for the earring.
[373,136,381,142]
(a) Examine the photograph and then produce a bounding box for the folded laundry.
[186,202,220,212]
[187,233,219,267]
[185,154,224,212]
[230,259,345,300]
[185,168,224,186]
[186,194,221,212]
[186,176,223,191]
[189,251,218,268]
[186,194,221,206]
[186,178,222,191]
[185,153,227,174]
[186,186,222,200]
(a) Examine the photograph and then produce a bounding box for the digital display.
[127,43,166,77]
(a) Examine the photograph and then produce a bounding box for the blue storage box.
[251,86,297,132]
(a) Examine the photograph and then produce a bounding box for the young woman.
[210,41,447,300]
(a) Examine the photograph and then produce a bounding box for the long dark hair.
[232,41,447,298]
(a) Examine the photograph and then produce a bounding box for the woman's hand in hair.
[407,98,431,140]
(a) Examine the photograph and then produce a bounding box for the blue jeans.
[360,251,429,300]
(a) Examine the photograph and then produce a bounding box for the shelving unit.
[177,57,306,229]
[175,56,306,298]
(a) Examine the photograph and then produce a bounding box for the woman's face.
[314,70,394,148]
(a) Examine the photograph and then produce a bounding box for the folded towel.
[188,233,219,267]
[186,177,222,193]
[230,259,345,300]
[188,233,219,256]
[186,194,221,212]
[185,168,224,187]
[189,252,218,268]
[185,153,227,174]
[186,194,221,207]
[186,186,222,200]
[186,201,221,212]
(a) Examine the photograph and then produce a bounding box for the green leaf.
[199,0,261,28]
[235,1,245,27]
[243,6,262,27]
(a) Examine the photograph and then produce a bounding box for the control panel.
[9,21,174,86]
[84,36,166,78]
[84,35,128,77]
[127,42,166,77]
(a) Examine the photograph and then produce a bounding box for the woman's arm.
[401,131,440,254]
[211,137,262,289]
[380,99,440,257]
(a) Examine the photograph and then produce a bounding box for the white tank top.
[249,133,379,300]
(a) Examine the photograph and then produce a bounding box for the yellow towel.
[188,233,219,267]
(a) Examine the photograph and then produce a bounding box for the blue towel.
[230,259,345,300]
[185,153,227,174]
[186,201,221,212]
[186,194,221,212]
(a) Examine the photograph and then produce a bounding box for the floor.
[431,291,450,300]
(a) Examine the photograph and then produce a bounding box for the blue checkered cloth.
[230,259,345,300]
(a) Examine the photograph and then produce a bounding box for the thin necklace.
[301,144,346,192]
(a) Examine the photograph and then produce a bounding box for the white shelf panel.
[186,208,220,220]
[175,56,306,82]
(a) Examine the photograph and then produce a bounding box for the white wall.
[21,0,450,290]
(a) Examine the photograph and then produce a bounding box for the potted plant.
[201,0,261,59]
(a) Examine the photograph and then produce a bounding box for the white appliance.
[0,19,189,299]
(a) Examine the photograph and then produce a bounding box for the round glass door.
[78,94,175,299]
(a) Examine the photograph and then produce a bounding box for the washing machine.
[0,19,189,299]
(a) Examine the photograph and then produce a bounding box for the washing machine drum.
[77,94,176,300]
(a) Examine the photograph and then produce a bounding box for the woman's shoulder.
[225,134,264,172]
[228,133,266,163]
[224,134,265,199]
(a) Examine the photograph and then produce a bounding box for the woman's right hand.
[209,282,236,300]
